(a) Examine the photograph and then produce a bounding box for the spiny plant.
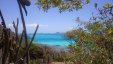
[0,0,39,64]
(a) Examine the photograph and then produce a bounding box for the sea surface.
[28,34,74,48]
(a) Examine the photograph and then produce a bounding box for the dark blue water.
[28,34,74,47]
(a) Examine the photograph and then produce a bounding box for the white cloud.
[7,23,49,28]
[26,23,48,28]
[7,23,49,33]
[26,24,37,28]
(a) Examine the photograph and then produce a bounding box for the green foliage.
[103,3,111,9]
[36,0,90,12]
[29,44,44,59]
[64,30,76,39]
[86,0,90,4]
[65,4,113,64]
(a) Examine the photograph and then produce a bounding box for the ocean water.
[28,34,74,47]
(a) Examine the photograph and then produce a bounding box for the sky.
[0,0,112,33]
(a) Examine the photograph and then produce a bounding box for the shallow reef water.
[28,33,74,48]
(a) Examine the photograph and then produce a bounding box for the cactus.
[0,0,39,64]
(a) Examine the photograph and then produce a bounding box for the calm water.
[28,34,74,47]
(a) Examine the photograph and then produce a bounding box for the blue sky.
[0,0,112,33]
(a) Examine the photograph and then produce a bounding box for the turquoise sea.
[28,34,74,48]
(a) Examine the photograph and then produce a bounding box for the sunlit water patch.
[28,34,74,48]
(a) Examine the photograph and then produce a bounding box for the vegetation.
[0,0,113,64]
[65,3,113,64]
[36,0,90,12]
[1,0,69,64]
[0,15,68,64]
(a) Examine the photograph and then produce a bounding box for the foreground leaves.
[36,0,89,12]
[65,3,113,64]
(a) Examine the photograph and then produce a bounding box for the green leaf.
[103,3,111,9]
[108,28,113,34]
[41,0,47,3]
